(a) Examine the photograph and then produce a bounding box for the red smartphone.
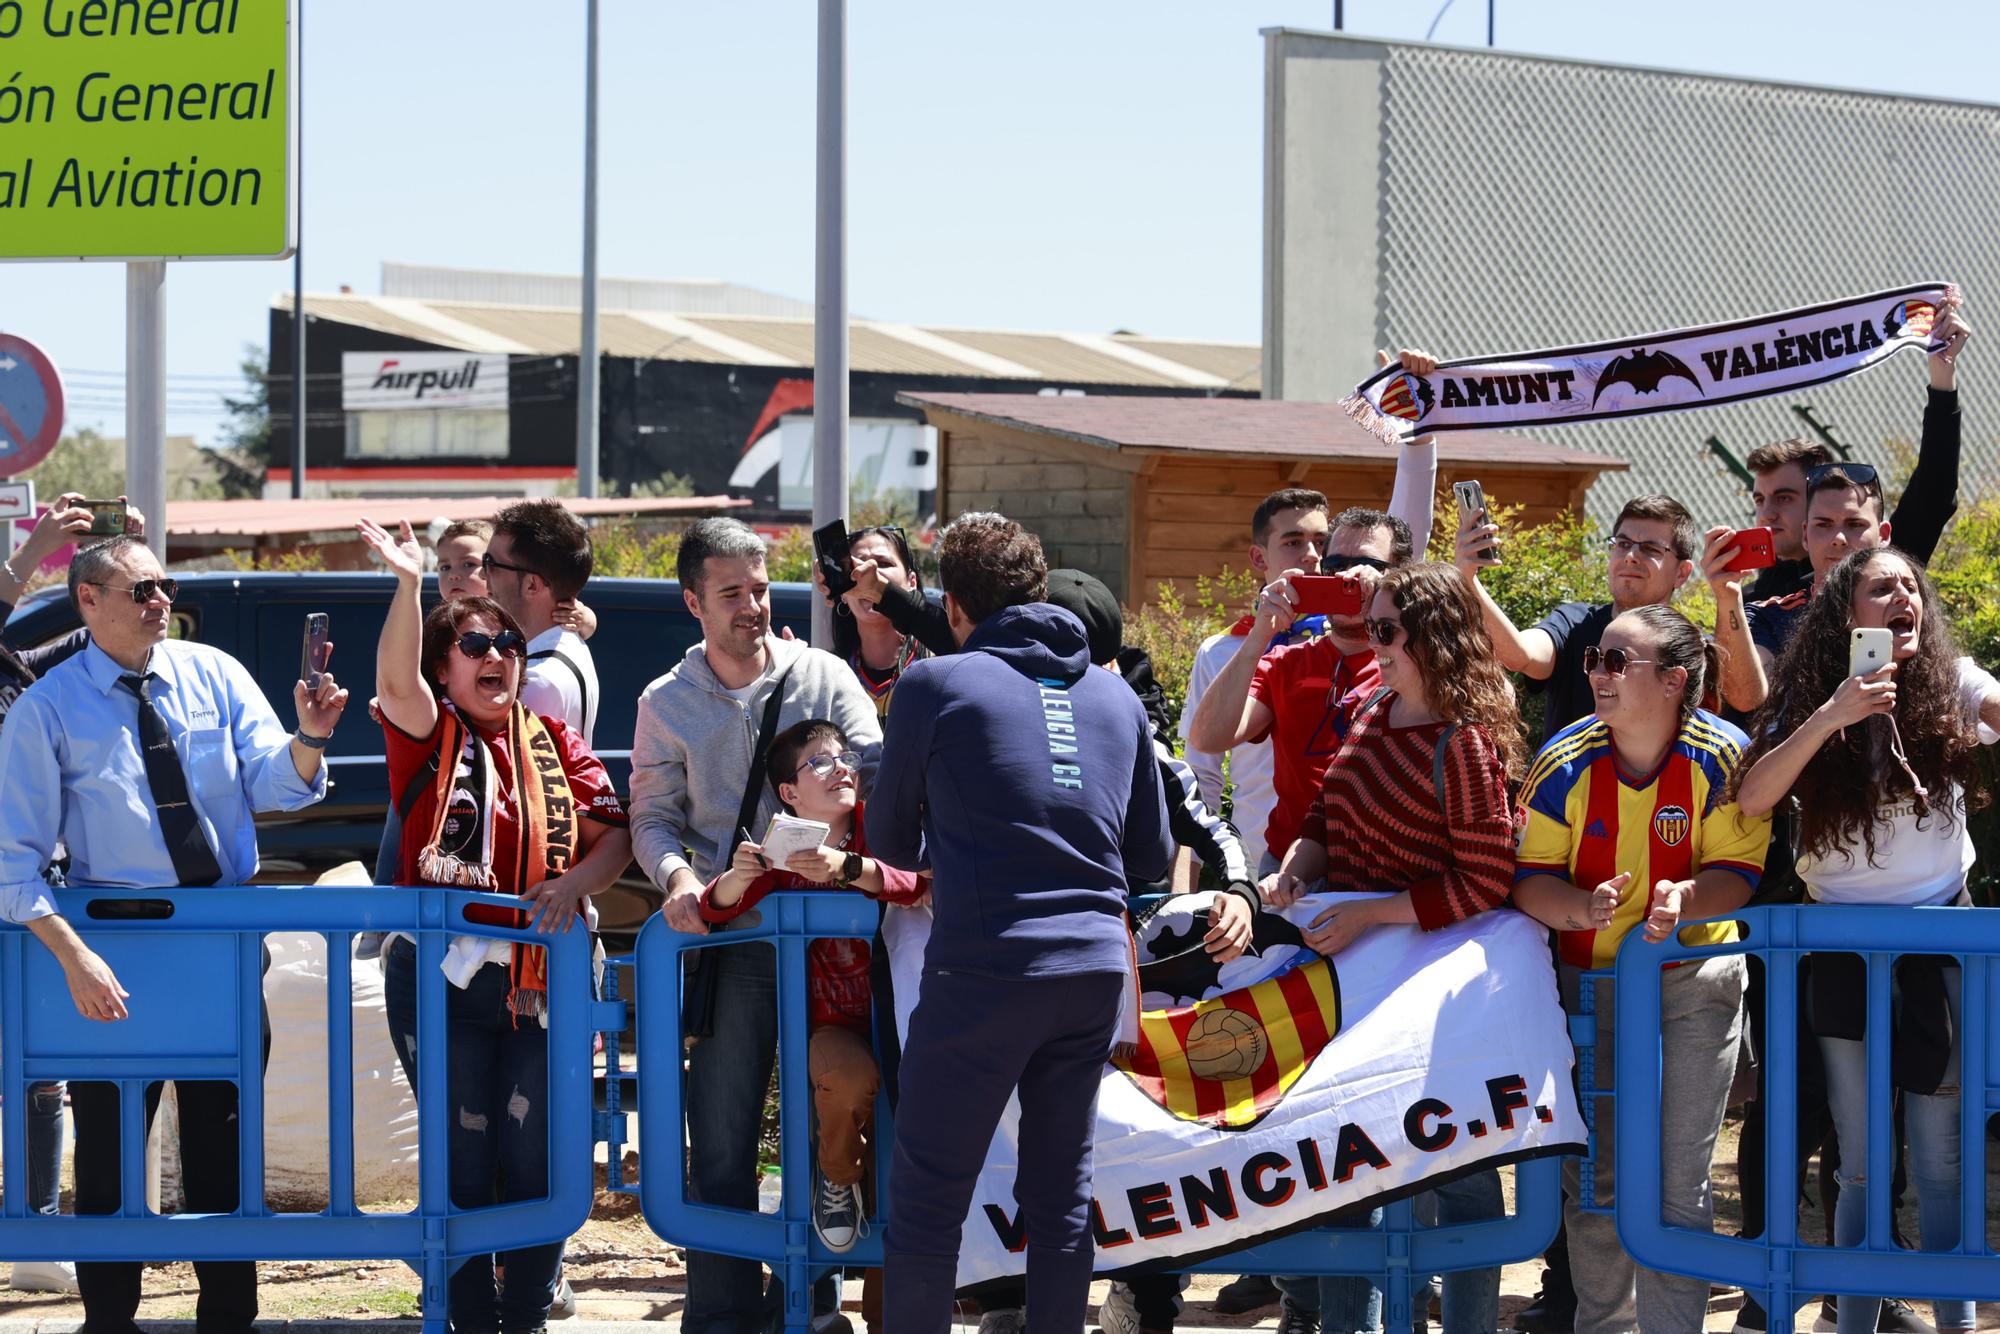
[1290,573,1365,618]
[1722,526,1776,573]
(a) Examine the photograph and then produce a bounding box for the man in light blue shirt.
[0,535,347,1333]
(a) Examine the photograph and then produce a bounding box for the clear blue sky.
[5,0,1995,442]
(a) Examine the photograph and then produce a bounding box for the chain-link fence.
[1271,32,2000,526]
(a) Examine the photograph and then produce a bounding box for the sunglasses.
[1582,645,1656,676]
[1323,554,1392,575]
[1805,462,1881,489]
[1363,618,1405,646]
[455,629,527,659]
[796,750,862,780]
[480,553,538,578]
[91,577,179,604]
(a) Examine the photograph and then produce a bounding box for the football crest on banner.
[1114,959,1343,1131]
[1883,298,1937,341]
[1653,804,1691,847]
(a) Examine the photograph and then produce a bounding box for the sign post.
[0,480,36,561]
[0,1,299,553]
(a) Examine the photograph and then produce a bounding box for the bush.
[1123,568,1261,731]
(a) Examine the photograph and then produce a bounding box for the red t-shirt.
[385,708,628,895]
[1246,637,1380,860]
[698,809,925,1033]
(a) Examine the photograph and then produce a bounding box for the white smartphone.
[1848,627,1895,678]
[1453,480,1498,562]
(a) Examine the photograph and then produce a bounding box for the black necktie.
[120,673,224,888]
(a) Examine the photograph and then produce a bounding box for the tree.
[208,345,275,498]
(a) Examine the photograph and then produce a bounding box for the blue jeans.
[1819,965,1974,1334]
[1276,1212,1383,1334]
[1427,1168,1503,1334]
[440,960,560,1334]
[684,938,780,1334]
[26,1080,63,1216]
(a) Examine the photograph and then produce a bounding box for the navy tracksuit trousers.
[884,968,1124,1334]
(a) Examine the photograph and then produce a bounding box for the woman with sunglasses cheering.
[1264,562,1527,1334]
[1733,547,1997,1334]
[1512,604,1770,1334]
[357,517,633,1334]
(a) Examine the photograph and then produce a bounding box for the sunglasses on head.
[1805,462,1880,489]
[1582,645,1655,676]
[455,629,527,659]
[91,577,179,605]
[796,750,862,779]
[1322,554,1392,575]
[1363,617,1404,646]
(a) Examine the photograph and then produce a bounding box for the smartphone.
[301,613,331,689]
[1453,480,1499,562]
[812,519,854,598]
[81,498,127,538]
[1722,526,1777,574]
[1848,627,1894,679]
[1290,573,1366,618]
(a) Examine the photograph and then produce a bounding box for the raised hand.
[294,641,350,737]
[1819,665,1898,731]
[355,517,426,582]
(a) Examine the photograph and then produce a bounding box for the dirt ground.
[4,1124,1996,1329]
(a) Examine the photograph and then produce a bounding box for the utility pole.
[576,0,602,498]
[291,0,305,498]
[811,0,849,650]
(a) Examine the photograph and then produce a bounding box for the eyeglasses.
[1363,618,1405,646]
[1323,554,1393,575]
[1805,462,1881,489]
[480,553,538,578]
[796,750,862,780]
[1582,645,1656,676]
[90,577,179,604]
[1605,536,1676,563]
[455,629,527,659]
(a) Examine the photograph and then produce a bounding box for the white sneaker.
[1097,1281,1139,1334]
[978,1310,1025,1334]
[10,1260,79,1294]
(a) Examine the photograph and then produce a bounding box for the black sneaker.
[812,1172,860,1253]
[1274,1298,1320,1334]
[1813,1297,1937,1334]
[1732,1295,1767,1333]
[1514,1282,1576,1334]
[1213,1273,1282,1316]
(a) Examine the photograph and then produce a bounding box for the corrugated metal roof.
[381,263,816,318]
[282,293,1258,388]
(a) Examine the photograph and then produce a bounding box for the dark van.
[2,571,817,935]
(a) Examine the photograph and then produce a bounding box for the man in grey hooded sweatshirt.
[630,517,883,1334]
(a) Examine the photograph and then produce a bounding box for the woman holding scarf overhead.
[1736,547,1998,1334]
[359,517,632,1334]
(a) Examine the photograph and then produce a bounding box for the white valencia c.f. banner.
[883,898,1586,1286]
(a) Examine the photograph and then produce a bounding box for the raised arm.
[1185,575,1298,753]
[1889,295,1969,565]
[1384,348,1441,554]
[1736,668,1896,817]
[1702,525,1771,712]
[356,518,437,739]
[1452,508,1557,678]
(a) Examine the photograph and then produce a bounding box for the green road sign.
[0,0,293,260]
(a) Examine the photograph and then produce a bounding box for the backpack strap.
[528,647,592,736]
[1362,686,1456,810]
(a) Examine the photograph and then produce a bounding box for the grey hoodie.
[629,633,883,892]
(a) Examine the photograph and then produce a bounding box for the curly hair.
[1736,547,1988,868]
[1379,562,1529,782]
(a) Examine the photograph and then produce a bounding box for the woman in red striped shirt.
[1264,560,1527,1334]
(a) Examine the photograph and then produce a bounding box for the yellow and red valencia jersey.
[1515,710,1770,969]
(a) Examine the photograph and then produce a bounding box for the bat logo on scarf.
[1591,348,1704,405]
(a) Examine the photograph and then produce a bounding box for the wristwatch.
[840,851,865,886]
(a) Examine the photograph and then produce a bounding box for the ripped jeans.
[384,939,558,1334]
[1818,965,1974,1334]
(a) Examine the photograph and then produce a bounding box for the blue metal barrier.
[635,891,1566,1334]
[1613,904,1997,1330]
[0,886,605,1334]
